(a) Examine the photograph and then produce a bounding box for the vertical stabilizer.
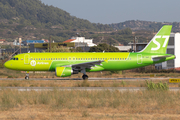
[139,25,172,54]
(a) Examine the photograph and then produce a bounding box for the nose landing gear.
[25,71,29,80]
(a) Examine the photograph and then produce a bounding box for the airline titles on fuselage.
[30,60,49,67]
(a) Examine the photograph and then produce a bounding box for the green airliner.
[4,25,175,80]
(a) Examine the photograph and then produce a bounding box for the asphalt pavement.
[0,87,179,92]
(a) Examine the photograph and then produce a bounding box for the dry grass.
[0,90,180,119]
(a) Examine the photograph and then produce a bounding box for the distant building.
[22,40,46,46]
[160,33,180,69]
[115,46,132,52]
[63,37,97,47]
[42,39,49,43]
[0,39,5,44]
[128,42,148,52]
[13,40,24,46]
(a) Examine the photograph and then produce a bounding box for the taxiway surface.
[0,77,172,81]
[1,87,180,92]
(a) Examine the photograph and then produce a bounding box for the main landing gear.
[81,68,88,80]
[82,74,88,80]
[25,71,29,80]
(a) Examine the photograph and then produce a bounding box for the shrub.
[146,80,169,90]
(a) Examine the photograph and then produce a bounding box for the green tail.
[139,25,172,54]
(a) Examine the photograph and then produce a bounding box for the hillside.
[109,20,180,32]
[0,0,112,31]
[0,0,112,42]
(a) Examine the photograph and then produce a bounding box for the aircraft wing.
[64,60,105,70]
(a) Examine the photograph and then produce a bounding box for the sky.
[40,0,180,24]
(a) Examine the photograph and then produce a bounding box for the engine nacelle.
[55,67,72,77]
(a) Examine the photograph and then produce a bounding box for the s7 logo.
[151,35,169,50]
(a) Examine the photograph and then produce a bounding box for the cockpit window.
[10,58,18,60]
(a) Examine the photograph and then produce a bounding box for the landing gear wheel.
[82,75,88,80]
[25,76,29,80]
[25,71,29,80]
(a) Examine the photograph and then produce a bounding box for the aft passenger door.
[137,54,142,64]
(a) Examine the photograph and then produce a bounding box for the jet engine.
[55,67,78,77]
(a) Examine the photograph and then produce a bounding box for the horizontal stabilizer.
[152,55,173,61]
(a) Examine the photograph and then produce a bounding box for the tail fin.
[139,25,172,54]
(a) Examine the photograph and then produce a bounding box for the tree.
[47,46,71,52]
[89,43,120,52]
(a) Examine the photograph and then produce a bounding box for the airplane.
[4,25,175,80]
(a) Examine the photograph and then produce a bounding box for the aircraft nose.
[4,61,11,69]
